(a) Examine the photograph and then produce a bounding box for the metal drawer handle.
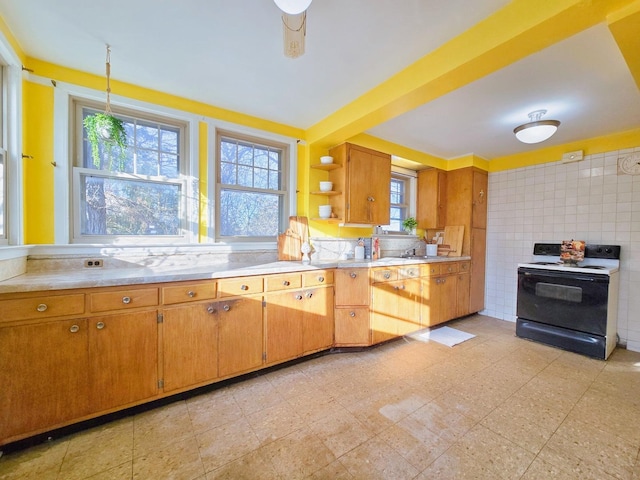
[383,272,391,279]
[350,272,357,279]
[318,276,325,283]
[122,296,131,304]
[187,290,196,298]
[36,303,48,312]
[96,321,105,330]
[223,304,230,312]
[240,285,249,291]
[282,280,290,286]
[69,324,80,333]
[295,294,303,300]
[306,291,313,299]
[207,305,216,314]
[394,285,406,290]
[349,311,356,317]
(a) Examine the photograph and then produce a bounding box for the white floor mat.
[408,326,476,347]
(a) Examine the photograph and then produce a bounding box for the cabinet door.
[89,311,158,412]
[420,277,441,327]
[218,296,264,377]
[439,275,458,323]
[265,291,303,364]
[457,272,471,318]
[472,170,488,229]
[396,279,422,336]
[371,279,417,343]
[347,147,391,224]
[469,227,487,313]
[0,319,89,442]
[334,268,369,306]
[162,303,218,392]
[417,169,447,229]
[302,287,334,353]
[335,308,370,346]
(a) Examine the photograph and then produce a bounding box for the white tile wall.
[483,146,640,352]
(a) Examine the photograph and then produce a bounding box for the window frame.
[384,166,417,234]
[69,97,195,244]
[214,128,291,242]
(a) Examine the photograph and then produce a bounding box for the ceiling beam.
[306,0,638,149]
[608,0,640,91]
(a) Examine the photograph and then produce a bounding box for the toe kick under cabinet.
[0,269,335,447]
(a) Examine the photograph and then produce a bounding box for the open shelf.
[311,217,344,223]
[310,191,341,196]
[311,163,341,171]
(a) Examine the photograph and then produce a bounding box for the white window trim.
[0,33,23,246]
[206,121,297,245]
[46,77,200,245]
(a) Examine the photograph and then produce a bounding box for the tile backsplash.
[483,146,640,352]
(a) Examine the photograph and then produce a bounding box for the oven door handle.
[518,268,609,283]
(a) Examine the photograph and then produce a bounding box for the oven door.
[517,267,609,335]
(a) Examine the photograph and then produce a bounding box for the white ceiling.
[1,0,639,161]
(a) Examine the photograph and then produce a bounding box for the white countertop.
[0,256,470,294]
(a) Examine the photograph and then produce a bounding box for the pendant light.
[513,110,561,144]
[273,0,312,15]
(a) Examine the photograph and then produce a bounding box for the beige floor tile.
[306,459,354,479]
[0,439,68,480]
[264,366,317,399]
[84,461,133,480]
[308,408,373,457]
[338,436,419,480]
[455,424,535,479]
[245,401,305,444]
[537,445,620,480]
[544,417,637,479]
[520,457,583,480]
[413,443,495,479]
[259,427,336,480]
[133,435,204,480]
[285,387,340,425]
[133,401,194,456]
[205,448,280,480]
[197,417,261,473]
[228,376,285,416]
[58,419,134,480]
[406,399,477,444]
[377,421,451,471]
[186,389,244,434]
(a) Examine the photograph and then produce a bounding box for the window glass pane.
[219,189,281,237]
[80,173,181,236]
[238,165,253,187]
[160,154,179,178]
[238,145,253,166]
[136,123,159,150]
[137,149,159,177]
[160,129,178,154]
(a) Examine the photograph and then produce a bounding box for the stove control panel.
[533,243,620,259]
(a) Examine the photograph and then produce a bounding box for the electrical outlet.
[84,259,103,268]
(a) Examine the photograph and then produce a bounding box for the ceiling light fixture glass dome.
[273,0,312,14]
[513,109,561,144]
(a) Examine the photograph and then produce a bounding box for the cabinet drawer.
[441,262,459,274]
[218,276,264,297]
[162,281,217,305]
[0,294,85,322]
[90,288,159,313]
[303,270,334,287]
[458,261,471,273]
[398,266,420,279]
[421,264,441,276]
[265,273,302,292]
[372,268,397,283]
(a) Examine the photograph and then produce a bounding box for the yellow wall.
[23,81,55,243]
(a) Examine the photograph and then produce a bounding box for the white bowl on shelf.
[318,205,332,218]
[320,156,334,164]
[319,181,333,192]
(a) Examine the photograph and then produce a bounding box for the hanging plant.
[402,216,417,233]
[83,112,127,168]
[83,45,128,169]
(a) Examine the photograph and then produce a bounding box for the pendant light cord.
[105,45,112,114]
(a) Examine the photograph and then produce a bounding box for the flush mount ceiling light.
[273,0,312,15]
[513,109,561,144]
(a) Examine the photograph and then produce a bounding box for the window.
[216,132,288,240]
[383,167,417,233]
[73,102,188,242]
[0,67,6,243]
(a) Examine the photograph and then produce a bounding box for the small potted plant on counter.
[402,216,417,234]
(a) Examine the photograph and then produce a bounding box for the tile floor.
[2,314,640,479]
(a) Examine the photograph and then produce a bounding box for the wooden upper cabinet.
[417,168,447,229]
[328,143,391,225]
[472,169,488,229]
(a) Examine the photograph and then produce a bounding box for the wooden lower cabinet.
[0,319,90,442]
[371,278,420,344]
[265,287,334,364]
[217,296,264,377]
[421,272,458,328]
[334,308,370,346]
[88,311,159,412]
[457,271,471,318]
[162,303,218,392]
[302,287,334,353]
